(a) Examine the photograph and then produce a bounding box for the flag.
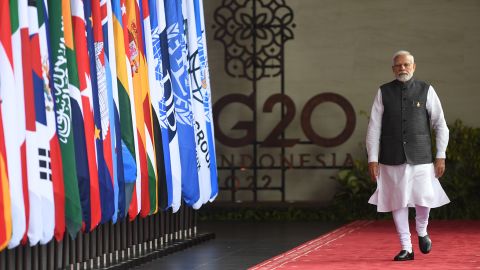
[8,0,28,248]
[148,0,182,212]
[48,0,83,238]
[62,0,87,237]
[25,0,49,245]
[87,0,115,224]
[0,0,13,251]
[71,0,102,232]
[194,0,218,201]
[111,0,138,219]
[101,0,126,223]
[185,0,211,205]
[165,0,201,209]
[139,0,159,215]
[125,0,148,220]
[38,0,66,242]
[0,110,11,251]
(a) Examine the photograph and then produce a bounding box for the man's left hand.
[434,158,446,178]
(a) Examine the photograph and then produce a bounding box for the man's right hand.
[368,162,379,182]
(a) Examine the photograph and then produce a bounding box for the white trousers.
[392,205,430,252]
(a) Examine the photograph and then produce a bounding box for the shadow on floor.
[135,221,344,270]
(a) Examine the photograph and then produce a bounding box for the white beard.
[396,73,413,82]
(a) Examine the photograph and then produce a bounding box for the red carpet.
[250,220,480,270]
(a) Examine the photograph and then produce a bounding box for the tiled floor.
[134,221,343,270]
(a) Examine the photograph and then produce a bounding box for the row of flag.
[0,0,218,251]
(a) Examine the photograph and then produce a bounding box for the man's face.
[392,55,416,82]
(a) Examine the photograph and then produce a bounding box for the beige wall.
[204,0,480,202]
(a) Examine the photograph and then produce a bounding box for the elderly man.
[366,50,450,261]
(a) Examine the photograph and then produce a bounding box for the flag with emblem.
[185,0,211,206]
[48,0,83,238]
[0,0,13,251]
[165,0,201,209]
[38,0,66,242]
[71,0,102,232]
[194,0,218,201]
[125,0,148,220]
[87,0,115,224]
[148,0,182,212]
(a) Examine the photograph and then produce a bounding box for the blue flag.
[193,0,218,201]
[165,0,200,208]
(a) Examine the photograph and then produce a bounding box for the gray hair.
[392,50,415,65]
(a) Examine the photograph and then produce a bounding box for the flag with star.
[86,0,115,224]
[71,0,102,232]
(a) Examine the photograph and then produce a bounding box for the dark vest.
[379,79,433,165]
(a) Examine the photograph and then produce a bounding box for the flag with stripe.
[101,0,126,223]
[0,0,13,251]
[110,0,138,219]
[194,0,218,201]
[71,0,102,232]
[139,0,159,216]
[88,0,115,224]
[8,0,28,248]
[185,0,211,206]
[39,0,66,242]
[165,0,201,209]
[125,0,148,219]
[62,0,87,237]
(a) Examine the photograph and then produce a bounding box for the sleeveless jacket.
[379,79,433,165]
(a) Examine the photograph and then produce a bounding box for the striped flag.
[110,0,138,219]
[62,0,87,237]
[185,0,211,205]
[194,0,218,201]
[39,0,66,242]
[139,0,159,216]
[8,0,28,248]
[165,0,201,209]
[71,0,102,232]
[125,0,148,219]
[0,0,13,251]
[89,0,115,224]
[101,0,126,223]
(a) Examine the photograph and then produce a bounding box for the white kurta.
[366,84,450,212]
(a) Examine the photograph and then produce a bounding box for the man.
[366,50,450,261]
